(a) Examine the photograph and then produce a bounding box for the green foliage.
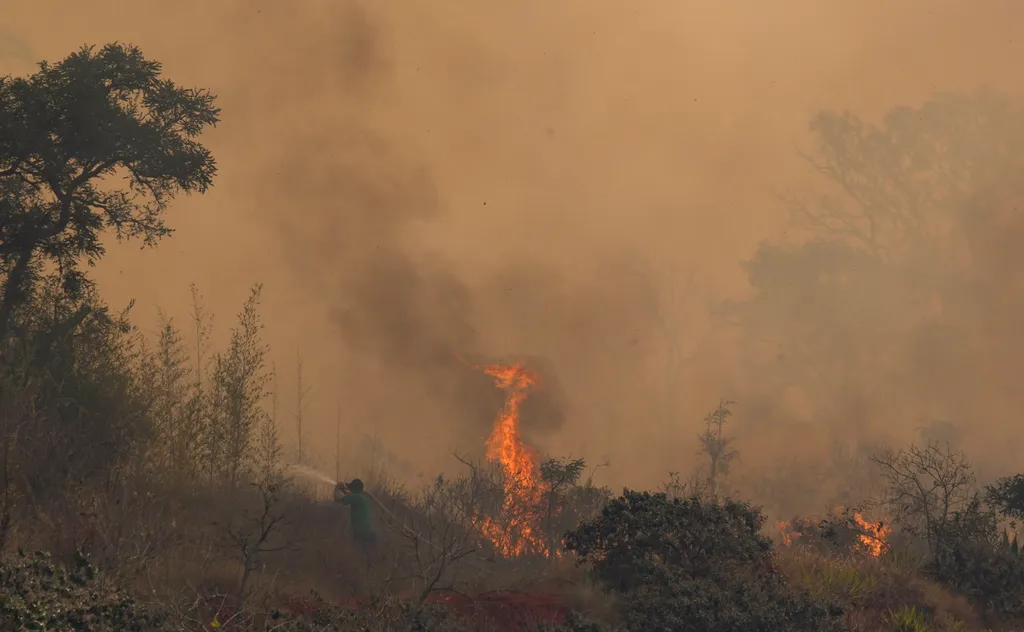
[984,474,1024,521]
[565,491,848,632]
[619,571,846,632]
[560,481,613,527]
[999,530,1023,557]
[798,562,880,604]
[936,615,967,632]
[566,491,773,592]
[540,457,586,492]
[209,284,273,487]
[886,606,932,632]
[930,496,999,554]
[867,442,1024,619]
[3,282,153,503]
[0,42,219,336]
[0,550,163,631]
[537,457,608,554]
[696,399,738,498]
[929,531,1024,618]
[0,277,284,582]
[140,310,203,486]
[0,43,223,554]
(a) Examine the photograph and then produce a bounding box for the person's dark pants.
[354,531,379,565]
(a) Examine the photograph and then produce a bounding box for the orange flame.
[777,520,795,546]
[475,362,551,557]
[851,512,889,557]
[482,364,541,490]
[776,511,889,557]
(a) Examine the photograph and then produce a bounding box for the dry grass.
[9,490,1024,632]
[5,466,1019,632]
[777,546,983,632]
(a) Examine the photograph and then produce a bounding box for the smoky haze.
[5,0,1024,497]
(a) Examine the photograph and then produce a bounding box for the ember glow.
[475,362,550,557]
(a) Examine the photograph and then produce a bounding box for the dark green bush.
[565,491,773,592]
[930,538,1024,618]
[0,550,164,631]
[621,572,845,632]
[927,493,1024,618]
[564,490,848,632]
[986,473,1024,521]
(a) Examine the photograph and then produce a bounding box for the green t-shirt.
[340,492,374,534]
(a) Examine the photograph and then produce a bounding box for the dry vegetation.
[7,42,1024,632]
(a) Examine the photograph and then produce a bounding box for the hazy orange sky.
[4,0,1024,488]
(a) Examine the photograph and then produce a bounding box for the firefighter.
[334,478,378,556]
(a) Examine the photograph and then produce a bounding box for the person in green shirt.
[334,478,378,556]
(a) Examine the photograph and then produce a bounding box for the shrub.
[924,492,1024,618]
[565,491,773,592]
[885,606,932,632]
[564,490,848,632]
[929,536,1024,618]
[985,473,1024,521]
[619,571,845,632]
[0,550,164,631]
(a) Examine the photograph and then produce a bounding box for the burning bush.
[777,517,826,550]
[777,507,890,559]
[469,362,611,561]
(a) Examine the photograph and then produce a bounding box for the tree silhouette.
[0,42,219,337]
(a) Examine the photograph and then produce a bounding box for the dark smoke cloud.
[258,121,655,463]
[10,0,1024,492]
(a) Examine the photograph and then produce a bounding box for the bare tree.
[661,470,711,502]
[293,353,312,465]
[269,362,279,443]
[871,440,976,554]
[214,374,291,618]
[220,478,290,606]
[785,93,1024,262]
[335,405,342,482]
[404,475,482,602]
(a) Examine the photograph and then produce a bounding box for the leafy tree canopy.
[0,42,219,336]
